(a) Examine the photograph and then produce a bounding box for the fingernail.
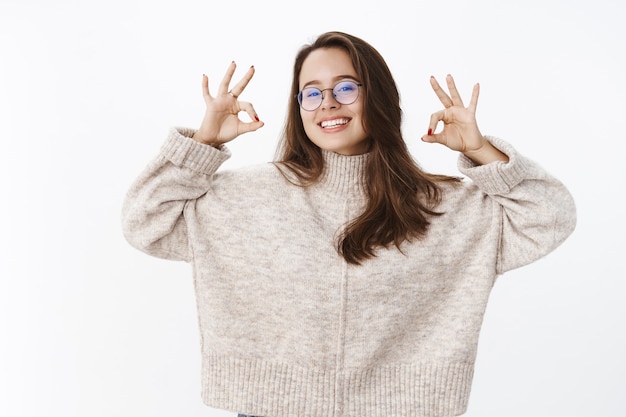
[255,115,260,121]
[428,128,433,136]
[250,65,254,68]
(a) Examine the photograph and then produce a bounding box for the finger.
[237,101,262,123]
[235,102,264,134]
[422,110,445,142]
[430,76,454,108]
[218,61,237,95]
[228,65,256,98]
[468,82,480,113]
[201,74,211,100]
[445,74,465,107]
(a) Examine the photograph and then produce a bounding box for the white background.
[1,0,624,416]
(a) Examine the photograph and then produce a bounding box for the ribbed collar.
[316,149,369,197]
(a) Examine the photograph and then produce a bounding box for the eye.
[335,81,357,93]
[303,88,321,98]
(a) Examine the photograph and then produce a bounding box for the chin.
[309,135,369,156]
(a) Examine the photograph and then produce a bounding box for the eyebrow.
[301,75,360,89]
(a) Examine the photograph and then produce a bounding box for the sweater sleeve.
[457,136,577,275]
[121,127,230,262]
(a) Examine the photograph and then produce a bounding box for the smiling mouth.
[320,118,350,128]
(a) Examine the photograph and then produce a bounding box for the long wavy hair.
[274,31,460,265]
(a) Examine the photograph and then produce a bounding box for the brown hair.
[274,31,460,264]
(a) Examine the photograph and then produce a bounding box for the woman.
[122,31,576,417]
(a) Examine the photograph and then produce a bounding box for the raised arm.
[121,128,230,261]
[122,62,264,260]
[422,75,576,272]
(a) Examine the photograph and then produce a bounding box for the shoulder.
[209,162,290,194]
[437,177,488,209]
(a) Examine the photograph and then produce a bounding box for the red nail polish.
[255,115,259,121]
[428,128,433,136]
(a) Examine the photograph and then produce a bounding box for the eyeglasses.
[297,80,363,111]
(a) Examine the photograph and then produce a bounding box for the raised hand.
[192,61,264,146]
[421,74,508,164]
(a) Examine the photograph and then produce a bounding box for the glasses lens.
[333,81,359,105]
[298,87,322,111]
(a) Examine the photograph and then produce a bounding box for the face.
[298,47,369,156]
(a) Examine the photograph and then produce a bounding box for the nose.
[320,88,338,109]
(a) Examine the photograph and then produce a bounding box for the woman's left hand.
[421,74,508,164]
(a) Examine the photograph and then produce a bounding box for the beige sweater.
[122,127,576,417]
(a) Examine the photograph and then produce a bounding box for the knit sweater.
[122,127,576,417]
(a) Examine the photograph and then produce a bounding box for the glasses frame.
[297,80,363,111]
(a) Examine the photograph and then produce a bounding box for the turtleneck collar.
[316,149,369,197]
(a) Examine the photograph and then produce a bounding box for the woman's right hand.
[192,61,264,146]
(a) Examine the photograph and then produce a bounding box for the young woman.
[122,31,576,417]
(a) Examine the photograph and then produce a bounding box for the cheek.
[299,108,311,121]
[300,112,316,131]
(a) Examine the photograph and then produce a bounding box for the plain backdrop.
[1,0,624,416]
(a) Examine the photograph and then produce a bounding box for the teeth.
[321,118,349,128]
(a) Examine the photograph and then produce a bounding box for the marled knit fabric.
[122,127,576,417]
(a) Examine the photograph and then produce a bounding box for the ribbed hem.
[200,354,474,417]
[457,135,531,195]
[343,362,473,417]
[160,127,231,175]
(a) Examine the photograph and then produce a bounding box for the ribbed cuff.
[159,127,231,175]
[457,135,531,195]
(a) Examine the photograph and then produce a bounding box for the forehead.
[299,47,357,86]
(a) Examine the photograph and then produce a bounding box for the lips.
[320,118,350,128]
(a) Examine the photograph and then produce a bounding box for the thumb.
[237,120,265,135]
[421,128,441,144]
